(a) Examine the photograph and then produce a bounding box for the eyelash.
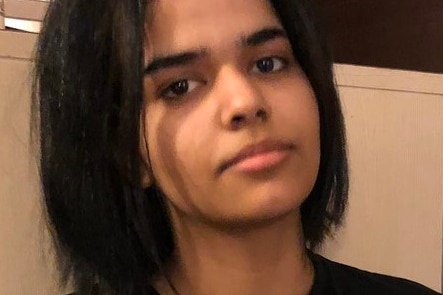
[159,79,203,100]
[159,56,289,100]
[252,56,288,74]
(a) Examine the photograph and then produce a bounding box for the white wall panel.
[323,65,443,292]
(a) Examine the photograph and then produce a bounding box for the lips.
[218,139,295,174]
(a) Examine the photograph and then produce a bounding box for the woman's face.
[142,0,320,227]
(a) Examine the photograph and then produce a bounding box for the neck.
[154,210,314,295]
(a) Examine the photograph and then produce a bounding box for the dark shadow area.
[315,0,443,74]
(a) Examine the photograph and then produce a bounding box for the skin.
[141,0,320,294]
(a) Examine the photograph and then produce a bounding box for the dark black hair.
[33,0,348,294]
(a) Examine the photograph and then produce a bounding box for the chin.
[199,192,305,232]
[208,160,317,230]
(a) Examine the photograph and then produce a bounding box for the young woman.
[33,0,440,294]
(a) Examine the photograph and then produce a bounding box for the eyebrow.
[144,49,208,75]
[241,27,287,47]
[144,26,287,75]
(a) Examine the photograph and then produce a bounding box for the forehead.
[145,0,282,55]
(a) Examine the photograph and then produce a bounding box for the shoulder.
[309,252,441,295]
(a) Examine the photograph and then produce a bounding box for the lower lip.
[230,149,290,173]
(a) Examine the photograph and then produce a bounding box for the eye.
[160,79,202,99]
[252,57,287,74]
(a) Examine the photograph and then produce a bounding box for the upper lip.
[217,139,295,174]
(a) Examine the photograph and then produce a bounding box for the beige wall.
[0,31,61,295]
[323,65,443,292]
[1,31,442,294]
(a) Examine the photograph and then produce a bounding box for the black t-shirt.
[145,252,440,295]
[70,253,441,295]
[308,252,440,295]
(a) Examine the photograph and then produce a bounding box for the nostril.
[231,115,245,129]
[230,108,268,129]
[256,109,267,120]
[232,115,244,123]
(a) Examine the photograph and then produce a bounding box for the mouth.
[218,139,295,174]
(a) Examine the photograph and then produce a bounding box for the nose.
[217,68,271,130]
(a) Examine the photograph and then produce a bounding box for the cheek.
[144,105,214,209]
[275,79,321,174]
[145,110,183,192]
[273,77,320,140]
[293,94,320,148]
